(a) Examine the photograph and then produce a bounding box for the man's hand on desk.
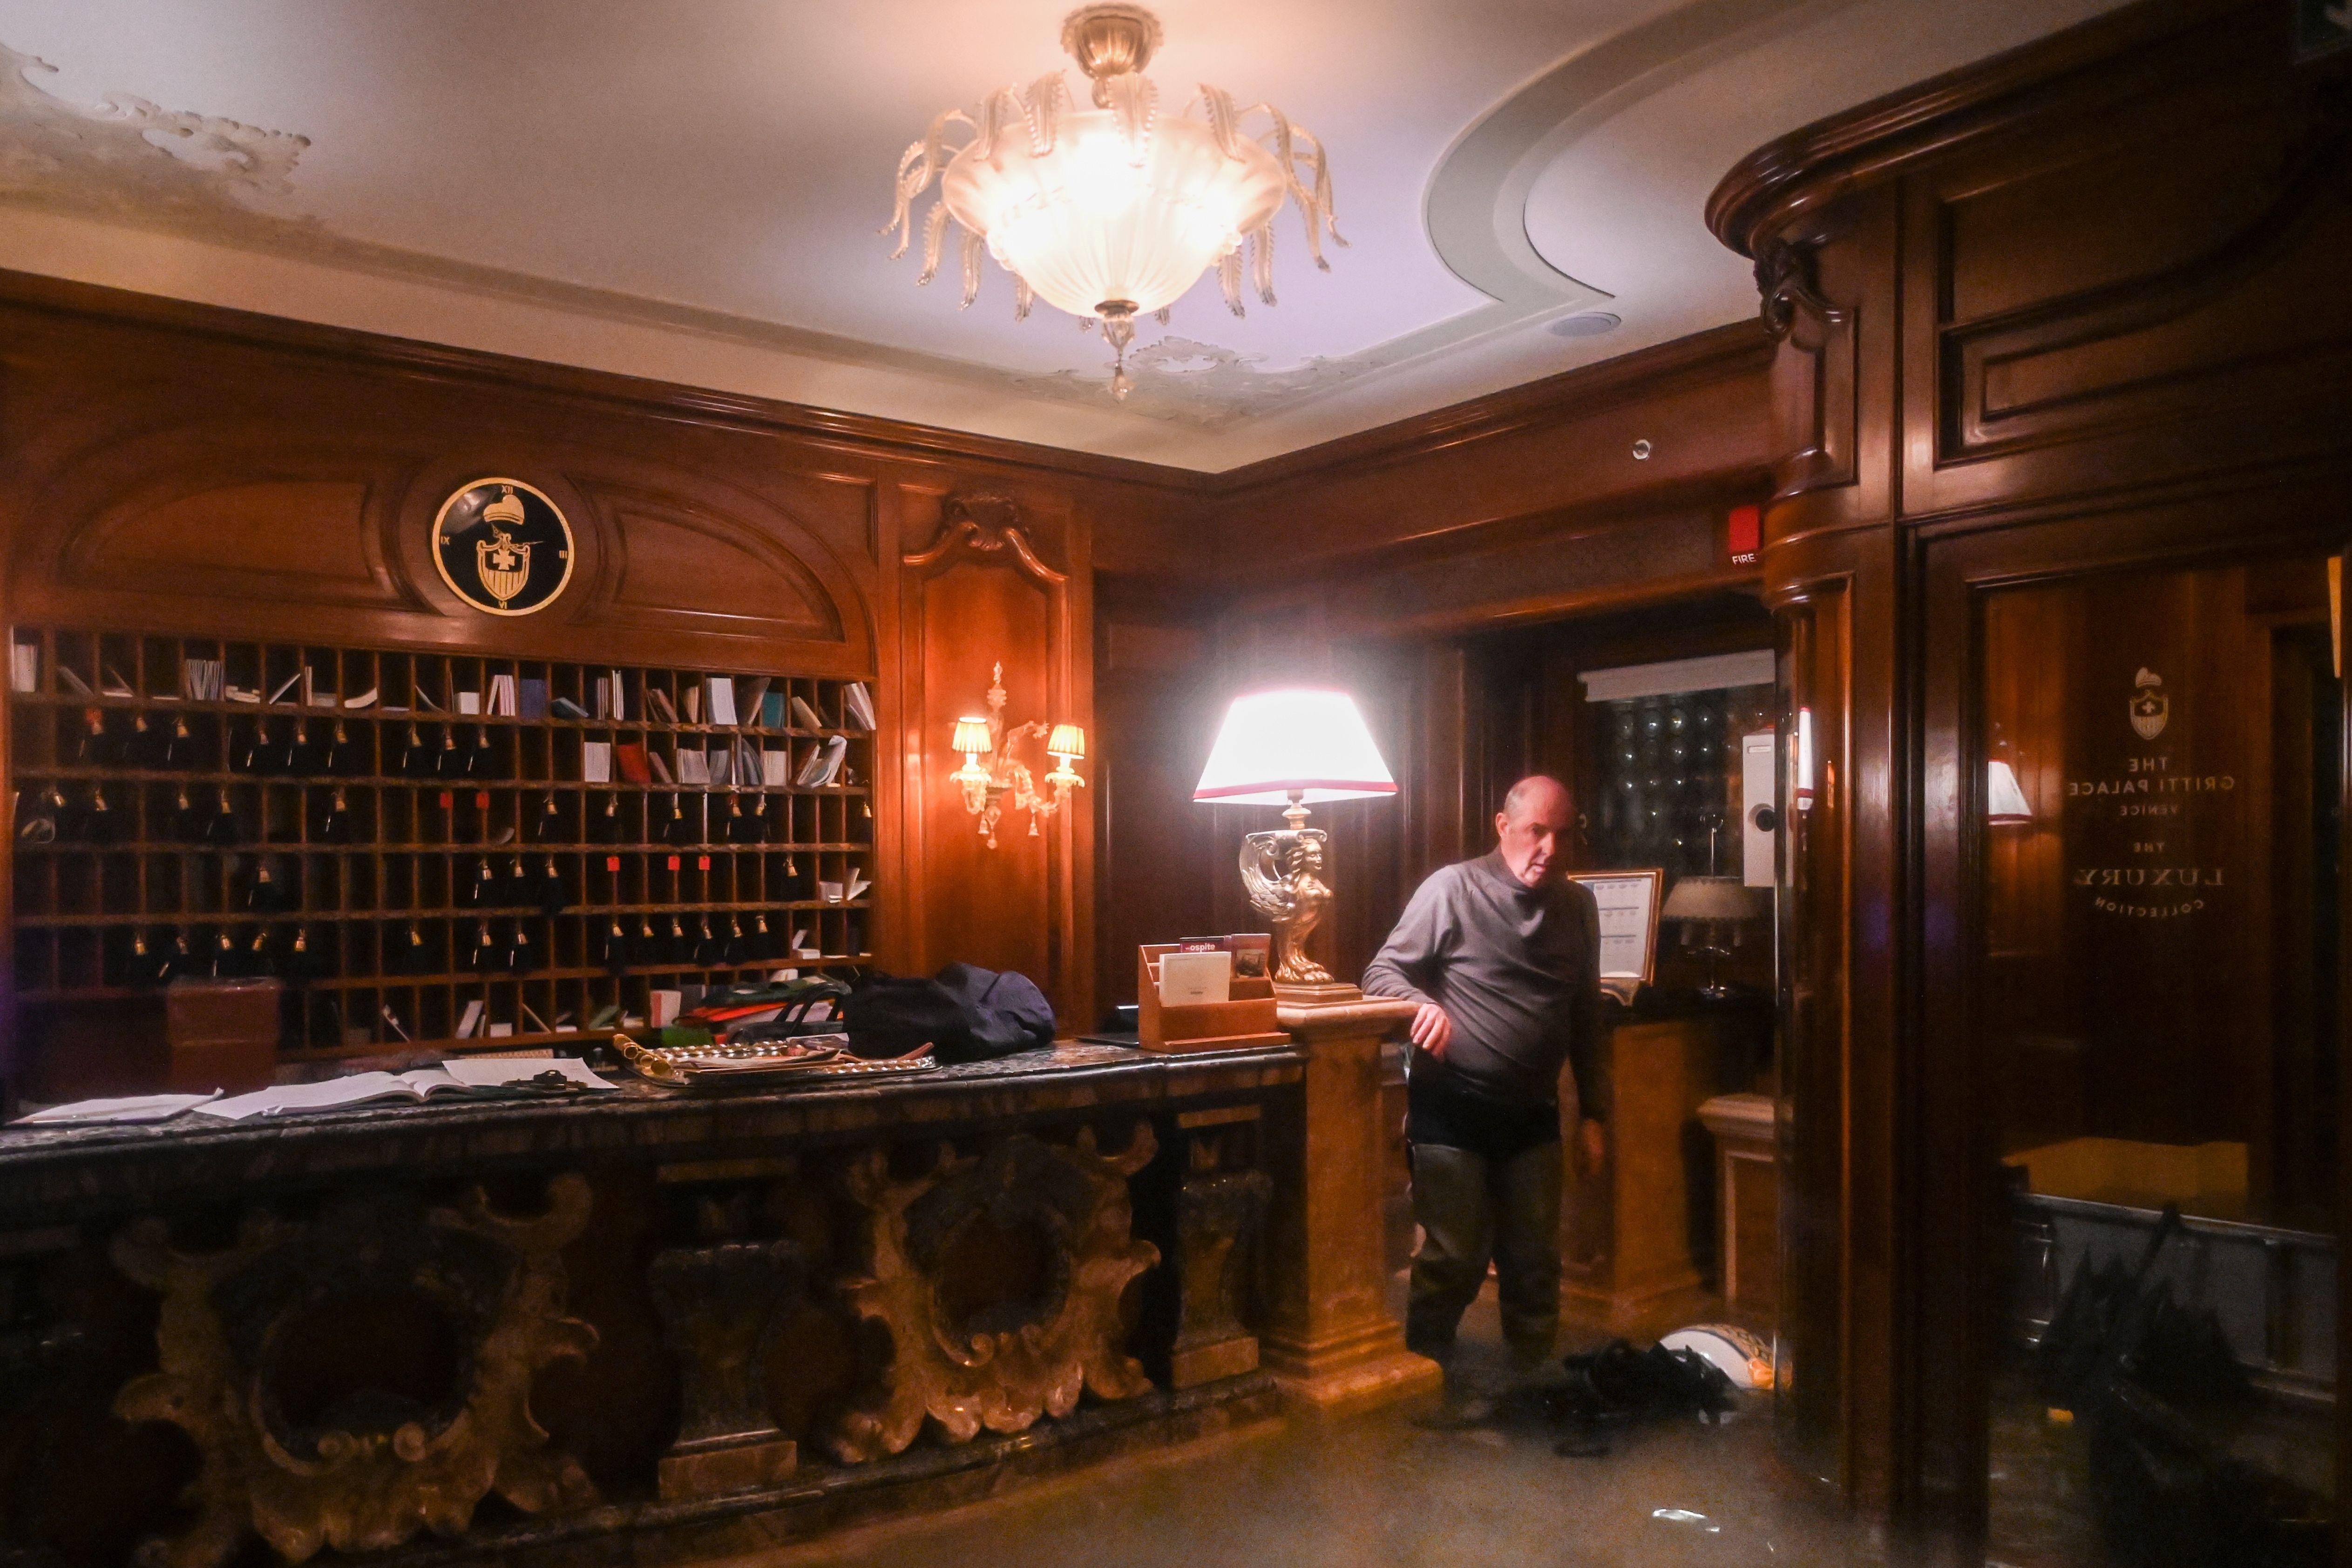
[1408,1002,1453,1059]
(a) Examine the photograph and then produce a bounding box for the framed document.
[1565,869,1664,991]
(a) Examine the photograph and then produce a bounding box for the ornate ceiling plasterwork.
[0,4,2134,462]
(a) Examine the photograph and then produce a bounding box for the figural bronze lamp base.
[1240,798,1362,1007]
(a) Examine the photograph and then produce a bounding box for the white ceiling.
[0,0,2123,471]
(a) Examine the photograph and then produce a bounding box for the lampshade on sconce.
[1046,723,1088,762]
[1194,688,1395,1001]
[1986,759,2033,825]
[952,717,996,758]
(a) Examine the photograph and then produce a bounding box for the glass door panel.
[1978,557,2337,1567]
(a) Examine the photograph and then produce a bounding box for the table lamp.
[1193,688,1396,1002]
[1661,874,1768,1000]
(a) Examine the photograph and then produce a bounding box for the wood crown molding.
[1206,321,1773,496]
[0,268,1207,493]
[1704,0,2256,258]
[0,268,1771,506]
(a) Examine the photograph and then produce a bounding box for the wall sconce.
[950,662,1085,848]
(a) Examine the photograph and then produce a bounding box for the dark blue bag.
[844,964,1055,1062]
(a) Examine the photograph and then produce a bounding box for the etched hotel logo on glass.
[432,478,574,617]
[2128,666,2168,741]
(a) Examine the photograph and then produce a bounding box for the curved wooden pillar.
[1708,0,2352,1556]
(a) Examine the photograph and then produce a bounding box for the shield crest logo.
[2130,667,2168,741]
[476,527,531,606]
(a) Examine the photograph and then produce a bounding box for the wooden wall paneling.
[1197,325,1775,575]
[1899,7,2352,520]
[894,489,1093,1029]
[1708,0,2352,1552]
[1091,604,1221,1018]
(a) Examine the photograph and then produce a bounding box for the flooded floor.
[755,1280,1878,1568]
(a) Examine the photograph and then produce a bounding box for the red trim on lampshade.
[1192,780,1400,800]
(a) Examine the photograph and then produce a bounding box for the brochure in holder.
[1136,934,1289,1053]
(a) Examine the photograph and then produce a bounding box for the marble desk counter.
[0,1041,1304,1227]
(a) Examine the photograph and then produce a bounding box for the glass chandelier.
[885,3,1343,400]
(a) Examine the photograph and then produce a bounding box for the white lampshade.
[1193,689,1396,805]
[1986,758,2033,824]
[951,717,994,757]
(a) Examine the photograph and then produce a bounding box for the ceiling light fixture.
[885,3,1344,401]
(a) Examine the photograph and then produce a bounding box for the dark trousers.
[1405,1139,1564,1363]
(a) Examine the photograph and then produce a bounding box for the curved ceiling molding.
[1423,0,1864,324]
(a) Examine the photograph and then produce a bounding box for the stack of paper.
[794,734,848,787]
[789,694,825,730]
[581,741,613,783]
[10,644,38,694]
[706,745,734,787]
[761,748,792,786]
[181,657,224,701]
[705,677,738,727]
[646,688,679,724]
[845,867,871,901]
[739,677,771,727]
[488,674,518,716]
[12,1091,223,1126]
[843,682,876,731]
[677,749,710,785]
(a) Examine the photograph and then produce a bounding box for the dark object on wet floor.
[1546,1338,1734,1456]
[2037,1205,2330,1568]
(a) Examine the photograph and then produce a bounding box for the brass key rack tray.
[610,1032,935,1090]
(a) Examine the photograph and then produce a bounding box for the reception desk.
[0,1043,1326,1568]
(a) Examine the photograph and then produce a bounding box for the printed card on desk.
[1158,949,1233,1006]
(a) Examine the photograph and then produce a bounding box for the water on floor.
[751,1280,1875,1568]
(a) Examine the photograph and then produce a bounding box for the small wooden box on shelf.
[5,625,882,1099]
[1135,938,1288,1053]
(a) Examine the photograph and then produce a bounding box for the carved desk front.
[0,1044,1301,1568]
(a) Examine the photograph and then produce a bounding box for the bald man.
[1363,775,1606,1395]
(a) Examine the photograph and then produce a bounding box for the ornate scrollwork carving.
[110,1177,599,1567]
[1755,238,1839,344]
[901,493,1069,586]
[827,1126,1160,1463]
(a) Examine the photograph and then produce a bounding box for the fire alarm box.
[1741,728,1776,888]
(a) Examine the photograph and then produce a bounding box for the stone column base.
[1262,1319,1442,1417]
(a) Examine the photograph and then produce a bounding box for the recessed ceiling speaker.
[1547,312,1622,338]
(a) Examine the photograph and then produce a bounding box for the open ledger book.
[9,1059,619,1126]
[197,1058,617,1120]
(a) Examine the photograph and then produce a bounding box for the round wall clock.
[431,477,575,617]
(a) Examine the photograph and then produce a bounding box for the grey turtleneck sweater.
[1362,851,1606,1116]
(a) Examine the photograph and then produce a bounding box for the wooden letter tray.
[1136,941,1289,1054]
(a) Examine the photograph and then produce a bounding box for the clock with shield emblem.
[431,478,575,617]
